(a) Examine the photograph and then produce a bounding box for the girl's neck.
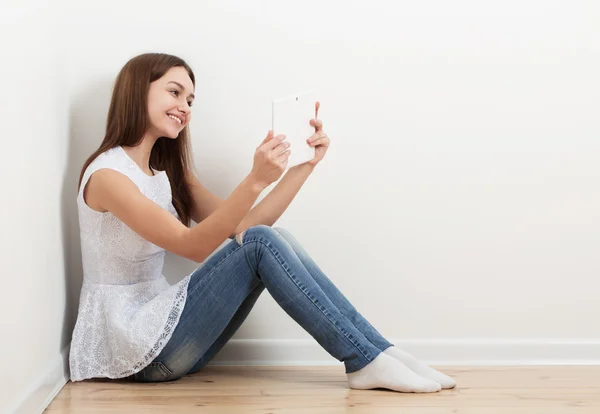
[122,135,158,175]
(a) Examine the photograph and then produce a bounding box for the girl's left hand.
[306,101,330,166]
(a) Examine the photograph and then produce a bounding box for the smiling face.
[146,66,195,139]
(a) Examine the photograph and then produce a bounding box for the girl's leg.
[273,227,393,351]
[185,282,265,375]
[130,225,440,392]
[231,225,439,392]
[274,227,456,389]
[126,238,264,382]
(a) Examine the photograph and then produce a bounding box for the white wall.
[4,1,600,410]
[65,0,600,343]
[64,0,600,367]
[0,1,72,413]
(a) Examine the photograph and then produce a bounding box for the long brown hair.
[78,53,195,226]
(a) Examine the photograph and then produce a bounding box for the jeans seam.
[243,236,374,363]
[239,234,255,273]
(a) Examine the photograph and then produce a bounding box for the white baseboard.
[211,338,600,366]
[7,344,70,414]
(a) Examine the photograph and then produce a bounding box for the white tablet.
[272,90,317,168]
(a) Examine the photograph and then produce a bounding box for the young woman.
[69,53,456,393]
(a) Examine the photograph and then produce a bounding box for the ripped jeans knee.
[235,230,246,246]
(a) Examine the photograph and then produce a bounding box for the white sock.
[346,352,441,393]
[384,346,456,389]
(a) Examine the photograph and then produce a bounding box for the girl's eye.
[171,90,192,107]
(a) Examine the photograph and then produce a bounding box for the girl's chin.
[162,128,181,139]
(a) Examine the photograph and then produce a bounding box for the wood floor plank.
[45,366,600,413]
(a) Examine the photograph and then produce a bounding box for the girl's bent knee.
[247,225,279,239]
[236,225,287,248]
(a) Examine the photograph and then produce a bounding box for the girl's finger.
[272,141,291,155]
[309,131,327,141]
[310,119,323,130]
[307,132,322,143]
[276,149,291,165]
[309,136,330,147]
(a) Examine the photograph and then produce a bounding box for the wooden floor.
[46,366,600,413]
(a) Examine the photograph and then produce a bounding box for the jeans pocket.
[130,361,173,382]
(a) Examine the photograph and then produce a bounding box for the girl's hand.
[306,101,330,167]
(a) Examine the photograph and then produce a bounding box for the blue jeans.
[127,225,393,382]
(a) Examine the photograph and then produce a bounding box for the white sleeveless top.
[69,146,192,381]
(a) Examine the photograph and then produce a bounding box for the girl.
[70,53,456,393]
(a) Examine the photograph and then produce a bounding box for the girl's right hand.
[250,130,290,189]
